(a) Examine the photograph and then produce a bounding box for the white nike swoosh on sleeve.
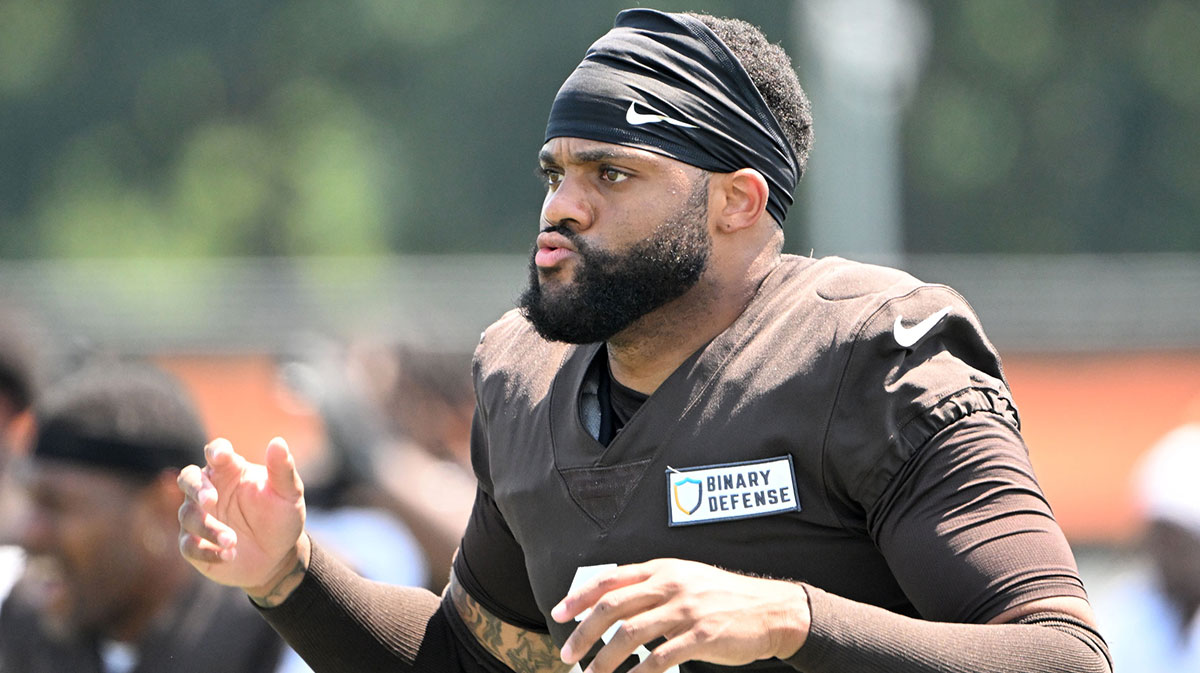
[892,306,953,348]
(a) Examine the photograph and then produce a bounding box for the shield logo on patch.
[672,477,703,515]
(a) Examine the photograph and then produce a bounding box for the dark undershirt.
[596,352,649,446]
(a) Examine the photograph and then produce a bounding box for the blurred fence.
[2,252,1198,356]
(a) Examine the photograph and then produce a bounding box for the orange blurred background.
[154,348,1200,547]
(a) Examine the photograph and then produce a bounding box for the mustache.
[539,224,576,240]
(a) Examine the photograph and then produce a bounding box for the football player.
[179,9,1111,673]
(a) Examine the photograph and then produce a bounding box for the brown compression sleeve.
[257,543,511,673]
[785,584,1111,673]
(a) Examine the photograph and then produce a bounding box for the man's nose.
[541,175,594,232]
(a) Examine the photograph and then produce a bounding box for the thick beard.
[517,177,711,344]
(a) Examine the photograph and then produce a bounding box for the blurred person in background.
[1095,422,1200,672]
[0,360,297,673]
[377,344,475,471]
[274,335,431,592]
[0,318,40,617]
[364,342,476,589]
[277,336,474,591]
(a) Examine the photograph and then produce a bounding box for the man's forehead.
[538,137,675,167]
[24,458,137,494]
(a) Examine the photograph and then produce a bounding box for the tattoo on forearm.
[248,557,307,608]
[450,572,570,673]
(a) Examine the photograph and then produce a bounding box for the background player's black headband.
[544,9,799,225]
[33,417,202,477]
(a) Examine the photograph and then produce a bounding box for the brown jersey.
[454,254,1087,670]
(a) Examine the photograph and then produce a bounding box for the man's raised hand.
[177,437,309,606]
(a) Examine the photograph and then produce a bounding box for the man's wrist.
[247,533,312,608]
[772,580,812,660]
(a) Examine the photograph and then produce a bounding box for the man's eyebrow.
[538,146,645,166]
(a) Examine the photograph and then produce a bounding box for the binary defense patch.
[666,456,799,526]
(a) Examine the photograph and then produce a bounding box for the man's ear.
[133,470,186,560]
[713,168,770,233]
[143,469,186,514]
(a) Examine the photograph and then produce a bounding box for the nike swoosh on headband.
[545,9,798,224]
[893,306,952,348]
[625,101,698,128]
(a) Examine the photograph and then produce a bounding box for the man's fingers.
[205,437,235,465]
[627,629,699,673]
[204,437,246,483]
[559,577,664,665]
[553,562,653,623]
[178,458,238,565]
[584,606,676,673]
[178,496,237,549]
[179,530,236,564]
[177,463,215,505]
[264,437,303,499]
[178,491,237,564]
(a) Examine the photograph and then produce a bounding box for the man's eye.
[600,167,628,183]
[538,168,563,188]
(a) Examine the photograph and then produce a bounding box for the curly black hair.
[688,13,814,179]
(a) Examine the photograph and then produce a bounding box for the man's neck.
[606,254,778,395]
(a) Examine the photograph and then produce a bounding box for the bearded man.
[178,9,1111,673]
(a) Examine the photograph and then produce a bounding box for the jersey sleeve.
[824,283,1013,517]
[823,283,1086,623]
[869,412,1088,624]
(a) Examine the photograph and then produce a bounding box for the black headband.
[544,9,799,225]
[33,417,203,476]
